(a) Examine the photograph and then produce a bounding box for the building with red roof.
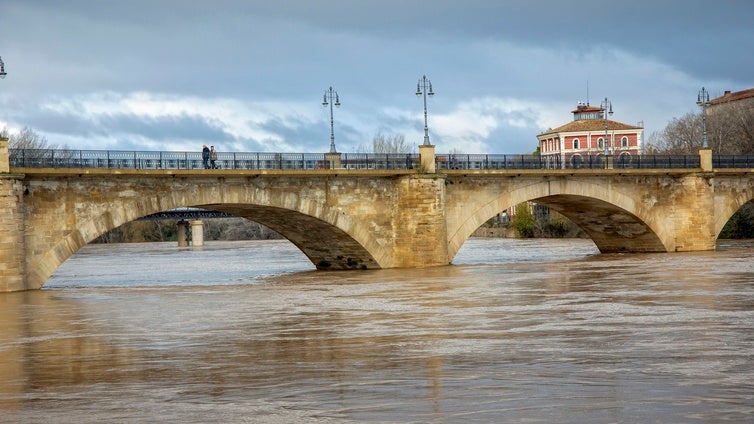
[708,88,754,106]
[537,102,644,168]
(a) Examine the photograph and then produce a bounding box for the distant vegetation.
[719,204,754,239]
[480,202,586,239]
[646,101,754,154]
[2,126,64,150]
[356,132,413,154]
[93,218,281,244]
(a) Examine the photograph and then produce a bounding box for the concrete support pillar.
[0,175,27,291]
[324,152,342,169]
[190,220,204,247]
[419,144,436,173]
[177,220,189,247]
[391,174,449,267]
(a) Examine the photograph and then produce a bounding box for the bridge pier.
[0,136,28,291]
[0,175,26,291]
[177,220,189,247]
[390,173,449,267]
[191,220,204,247]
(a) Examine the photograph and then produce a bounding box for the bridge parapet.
[11,147,747,172]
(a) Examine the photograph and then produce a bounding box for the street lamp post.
[0,56,7,79]
[601,97,613,157]
[697,87,710,148]
[416,75,435,146]
[322,86,340,154]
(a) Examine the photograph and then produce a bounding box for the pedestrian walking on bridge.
[210,146,218,169]
[201,144,210,169]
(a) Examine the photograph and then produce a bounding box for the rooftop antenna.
[586,80,590,106]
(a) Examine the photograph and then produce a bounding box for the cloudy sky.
[1,0,753,154]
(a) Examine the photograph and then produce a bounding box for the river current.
[1,238,753,423]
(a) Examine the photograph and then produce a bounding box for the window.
[622,136,629,147]
[597,138,604,149]
[572,138,580,150]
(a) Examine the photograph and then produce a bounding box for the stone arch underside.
[26,182,384,289]
[446,178,669,262]
[713,183,754,238]
[531,194,666,253]
[201,203,379,270]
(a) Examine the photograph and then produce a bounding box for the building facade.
[705,88,754,154]
[708,87,754,109]
[537,102,644,168]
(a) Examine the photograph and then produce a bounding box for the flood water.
[1,238,753,423]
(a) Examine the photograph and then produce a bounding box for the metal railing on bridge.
[712,155,754,168]
[11,148,754,171]
[434,153,702,170]
[138,208,235,221]
[8,149,419,171]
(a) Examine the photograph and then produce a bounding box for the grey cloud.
[1,0,752,156]
[256,116,340,152]
[95,114,234,144]
[11,106,234,148]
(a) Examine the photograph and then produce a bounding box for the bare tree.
[203,218,281,240]
[3,126,72,166]
[371,133,412,153]
[646,112,702,154]
[5,126,59,149]
[708,100,754,154]
[649,96,754,155]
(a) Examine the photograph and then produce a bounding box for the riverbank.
[471,226,516,238]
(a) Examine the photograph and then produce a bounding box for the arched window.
[622,136,629,147]
[597,137,604,149]
[572,138,580,150]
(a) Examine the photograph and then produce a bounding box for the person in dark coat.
[202,144,210,169]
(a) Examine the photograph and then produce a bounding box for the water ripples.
[1,238,753,422]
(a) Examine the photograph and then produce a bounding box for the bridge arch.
[713,179,754,238]
[24,176,385,289]
[446,176,670,261]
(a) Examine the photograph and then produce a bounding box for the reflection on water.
[1,239,753,423]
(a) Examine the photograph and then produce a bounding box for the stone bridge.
[2,144,753,292]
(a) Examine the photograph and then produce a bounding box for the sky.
[1,0,753,154]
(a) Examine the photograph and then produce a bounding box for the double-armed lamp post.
[416,75,435,146]
[601,97,613,157]
[322,86,340,154]
[697,87,710,148]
